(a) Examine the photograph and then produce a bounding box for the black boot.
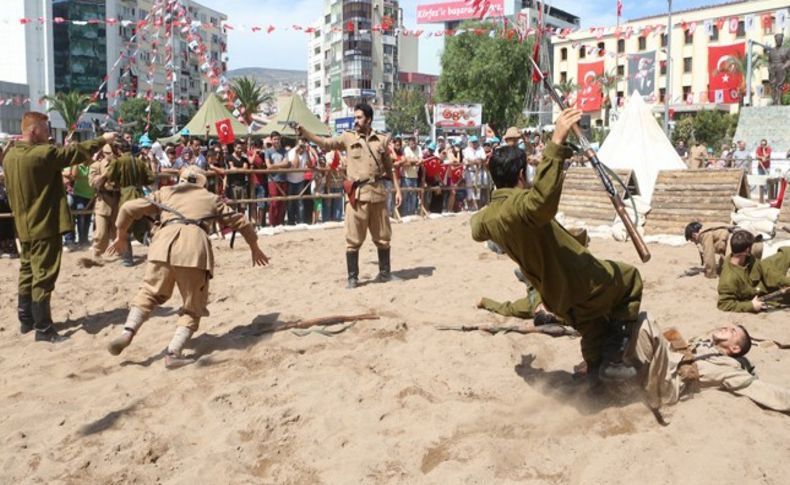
[32,299,64,343]
[122,241,134,267]
[18,294,34,334]
[598,320,637,382]
[376,247,399,283]
[346,251,359,289]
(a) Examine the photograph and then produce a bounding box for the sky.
[199,0,719,74]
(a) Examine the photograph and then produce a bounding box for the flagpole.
[663,0,672,136]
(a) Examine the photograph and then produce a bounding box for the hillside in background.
[226,67,307,92]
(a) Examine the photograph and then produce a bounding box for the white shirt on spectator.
[403,145,421,179]
[286,147,308,184]
[463,146,486,165]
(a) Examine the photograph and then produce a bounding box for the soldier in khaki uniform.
[106,166,269,368]
[89,145,121,261]
[688,141,707,169]
[684,222,763,278]
[3,112,115,342]
[297,103,402,288]
[717,231,790,313]
[471,108,643,383]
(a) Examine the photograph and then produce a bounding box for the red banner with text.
[577,61,604,112]
[708,43,745,104]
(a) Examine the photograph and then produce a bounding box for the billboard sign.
[417,0,505,24]
[433,103,483,129]
[335,117,354,134]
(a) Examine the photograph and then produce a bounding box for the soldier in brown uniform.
[3,112,116,342]
[89,144,121,261]
[106,166,269,368]
[296,103,402,288]
[688,141,707,169]
[685,222,763,278]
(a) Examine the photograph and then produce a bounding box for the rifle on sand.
[527,56,651,263]
[436,324,579,337]
[759,287,790,303]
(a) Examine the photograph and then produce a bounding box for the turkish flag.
[577,61,604,112]
[762,13,773,29]
[215,118,235,145]
[708,43,745,104]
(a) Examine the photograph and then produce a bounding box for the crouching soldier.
[106,167,269,368]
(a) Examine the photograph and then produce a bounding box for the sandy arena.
[1,214,788,484]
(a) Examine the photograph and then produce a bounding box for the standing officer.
[4,112,115,342]
[89,144,121,262]
[471,108,643,383]
[105,166,269,368]
[296,103,402,288]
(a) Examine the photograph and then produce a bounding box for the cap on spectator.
[469,135,479,143]
[427,142,437,151]
[485,137,500,145]
[504,126,521,141]
[179,128,190,136]
[139,134,152,148]
[179,166,207,187]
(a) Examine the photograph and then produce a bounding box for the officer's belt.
[145,197,226,234]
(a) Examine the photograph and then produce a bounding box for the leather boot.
[346,251,359,289]
[598,320,637,382]
[32,299,64,343]
[121,241,134,267]
[18,294,34,334]
[376,247,399,283]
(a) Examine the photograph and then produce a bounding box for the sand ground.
[1,213,788,484]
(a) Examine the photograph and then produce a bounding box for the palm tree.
[229,76,273,125]
[41,91,96,137]
[713,52,767,103]
[553,79,580,105]
[593,68,620,127]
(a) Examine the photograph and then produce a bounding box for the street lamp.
[663,0,673,136]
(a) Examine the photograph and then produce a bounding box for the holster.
[343,179,368,210]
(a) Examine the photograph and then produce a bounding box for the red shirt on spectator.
[251,151,266,186]
[756,145,772,170]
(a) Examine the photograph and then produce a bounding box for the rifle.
[527,56,651,263]
[435,324,579,337]
[759,287,790,303]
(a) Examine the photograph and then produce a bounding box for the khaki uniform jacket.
[717,248,790,312]
[688,145,707,169]
[316,130,394,203]
[115,183,257,277]
[89,158,120,217]
[470,142,642,325]
[4,138,105,241]
[697,227,763,278]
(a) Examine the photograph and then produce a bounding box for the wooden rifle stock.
[528,56,651,262]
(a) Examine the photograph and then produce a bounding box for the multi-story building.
[552,0,789,126]
[0,82,30,135]
[308,0,411,129]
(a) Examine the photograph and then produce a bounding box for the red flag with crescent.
[423,155,443,180]
[215,118,235,144]
[708,43,745,104]
[577,61,604,112]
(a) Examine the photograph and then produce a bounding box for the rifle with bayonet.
[527,56,651,263]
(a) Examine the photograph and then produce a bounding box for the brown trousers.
[131,261,210,331]
[92,209,118,257]
[345,200,391,251]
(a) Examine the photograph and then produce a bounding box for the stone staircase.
[733,106,790,152]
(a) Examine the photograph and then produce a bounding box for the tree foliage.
[42,91,96,135]
[436,24,535,134]
[671,110,739,148]
[116,98,168,140]
[553,78,579,105]
[229,76,272,125]
[386,87,430,136]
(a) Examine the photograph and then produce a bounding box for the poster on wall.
[628,51,656,97]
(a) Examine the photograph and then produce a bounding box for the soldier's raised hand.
[551,108,582,146]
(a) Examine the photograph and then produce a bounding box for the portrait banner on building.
[577,61,604,112]
[627,51,656,98]
[708,43,745,104]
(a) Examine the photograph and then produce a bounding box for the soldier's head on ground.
[353,102,374,133]
[712,324,752,358]
[684,221,703,242]
[21,112,50,144]
[489,145,527,189]
[730,230,755,256]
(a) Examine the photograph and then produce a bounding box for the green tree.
[41,91,96,136]
[671,110,739,148]
[553,78,579,105]
[386,87,430,136]
[593,68,620,127]
[116,98,167,140]
[229,76,273,125]
[436,24,535,134]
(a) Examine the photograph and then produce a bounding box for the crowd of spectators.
[676,138,790,173]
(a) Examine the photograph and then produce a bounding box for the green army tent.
[157,94,251,143]
[259,95,331,137]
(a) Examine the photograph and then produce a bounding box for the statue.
[767,33,790,105]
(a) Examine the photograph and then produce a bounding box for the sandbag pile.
[731,196,780,239]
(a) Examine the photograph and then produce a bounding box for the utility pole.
[663,0,672,136]
[170,1,178,135]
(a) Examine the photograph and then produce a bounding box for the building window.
[325,14,330,24]
[560,47,567,61]
[659,88,666,103]
[616,91,624,106]
[579,46,586,59]
[597,42,605,57]
[560,71,567,83]
[711,25,719,41]
[314,46,320,55]
[638,37,646,51]
[736,20,745,38]
[660,60,667,75]
[617,39,625,53]
[684,29,693,45]
[683,85,692,101]
[617,64,624,76]
[314,80,321,88]
[683,57,692,73]
[314,63,321,72]
[660,33,668,48]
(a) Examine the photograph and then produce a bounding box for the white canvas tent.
[597,94,686,203]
